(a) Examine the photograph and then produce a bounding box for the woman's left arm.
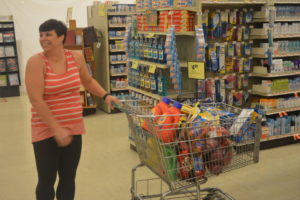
[73,51,120,108]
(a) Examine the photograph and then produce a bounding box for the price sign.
[188,61,205,79]
[149,64,157,74]
[131,61,138,69]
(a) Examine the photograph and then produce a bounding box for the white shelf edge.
[251,89,300,97]
[261,133,297,142]
[111,73,127,77]
[251,71,300,78]
[111,87,129,92]
[265,106,300,115]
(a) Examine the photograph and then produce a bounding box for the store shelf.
[136,7,197,12]
[110,49,126,52]
[128,58,168,69]
[251,89,300,97]
[110,61,127,64]
[261,133,296,142]
[109,36,126,40]
[265,106,300,116]
[109,24,129,28]
[251,34,300,39]
[202,1,266,4]
[111,87,128,92]
[108,12,136,16]
[128,58,188,68]
[252,53,300,58]
[251,70,300,78]
[253,18,300,22]
[83,105,97,109]
[138,31,195,36]
[111,73,127,77]
[128,86,182,100]
[274,1,300,4]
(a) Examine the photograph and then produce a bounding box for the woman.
[25,19,119,200]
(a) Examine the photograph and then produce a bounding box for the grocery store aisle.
[0,92,300,200]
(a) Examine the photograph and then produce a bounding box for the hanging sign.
[188,61,205,79]
[131,61,138,69]
[149,64,157,74]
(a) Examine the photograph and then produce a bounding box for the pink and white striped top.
[31,49,86,143]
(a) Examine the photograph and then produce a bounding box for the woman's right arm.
[25,55,72,146]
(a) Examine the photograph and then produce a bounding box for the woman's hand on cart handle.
[105,95,121,109]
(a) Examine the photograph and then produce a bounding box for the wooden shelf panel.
[109,24,129,28]
[137,31,195,36]
[111,87,128,92]
[261,133,296,142]
[202,1,266,4]
[110,61,127,64]
[251,89,300,97]
[110,49,126,52]
[128,58,188,68]
[109,37,126,40]
[251,34,300,39]
[253,53,300,58]
[107,12,136,16]
[265,106,300,115]
[136,7,197,12]
[128,86,183,100]
[111,73,127,77]
[251,71,300,78]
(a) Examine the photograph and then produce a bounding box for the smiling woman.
[25,19,120,200]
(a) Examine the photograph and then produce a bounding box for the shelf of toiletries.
[275,0,300,4]
[108,12,136,16]
[201,0,266,4]
[137,31,195,36]
[128,86,180,100]
[251,89,300,97]
[136,7,198,12]
[261,133,296,142]
[251,71,300,78]
[109,36,126,40]
[266,107,300,116]
[253,53,300,59]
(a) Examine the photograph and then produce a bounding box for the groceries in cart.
[137,97,259,180]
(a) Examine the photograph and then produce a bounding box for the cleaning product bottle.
[152,37,158,63]
[157,69,167,96]
[150,72,158,94]
[142,97,171,131]
[148,38,153,62]
[157,101,183,143]
[140,65,145,90]
[158,37,166,64]
[144,67,151,92]
[143,37,149,61]
[134,36,140,59]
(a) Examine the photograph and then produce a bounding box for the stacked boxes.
[137,10,195,32]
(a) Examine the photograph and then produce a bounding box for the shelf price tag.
[148,64,157,74]
[188,61,205,79]
[131,61,138,69]
[295,92,299,98]
[279,112,283,118]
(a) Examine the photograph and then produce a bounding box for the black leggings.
[33,135,82,200]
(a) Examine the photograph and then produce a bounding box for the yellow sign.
[188,62,205,79]
[98,4,106,16]
[149,64,157,74]
[131,61,138,69]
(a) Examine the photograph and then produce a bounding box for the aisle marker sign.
[188,61,205,79]
[149,64,157,74]
[131,61,138,69]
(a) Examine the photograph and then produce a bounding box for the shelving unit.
[0,15,20,97]
[88,3,135,113]
[64,25,97,116]
[250,1,300,145]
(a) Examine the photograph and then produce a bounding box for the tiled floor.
[0,91,300,200]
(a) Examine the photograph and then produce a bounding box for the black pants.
[33,135,82,200]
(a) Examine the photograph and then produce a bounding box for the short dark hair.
[39,19,67,43]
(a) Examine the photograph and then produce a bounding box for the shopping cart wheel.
[203,193,226,200]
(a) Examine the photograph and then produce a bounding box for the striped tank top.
[31,49,86,143]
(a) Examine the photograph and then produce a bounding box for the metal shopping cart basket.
[115,97,261,200]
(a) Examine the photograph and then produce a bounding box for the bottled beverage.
[134,36,140,59]
[143,38,148,61]
[144,66,151,92]
[139,65,145,89]
[158,37,166,64]
[148,38,153,62]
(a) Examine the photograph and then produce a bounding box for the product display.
[0,17,20,97]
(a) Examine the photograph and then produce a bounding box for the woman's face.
[39,30,64,51]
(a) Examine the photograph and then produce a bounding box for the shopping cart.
[115,97,261,200]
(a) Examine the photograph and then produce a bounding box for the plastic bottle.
[129,37,135,58]
[139,65,145,89]
[158,37,166,64]
[150,72,158,94]
[134,36,140,59]
[144,67,151,92]
[143,38,148,61]
[157,101,183,143]
[152,37,158,63]
[148,38,153,62]
[157,69,167,96]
